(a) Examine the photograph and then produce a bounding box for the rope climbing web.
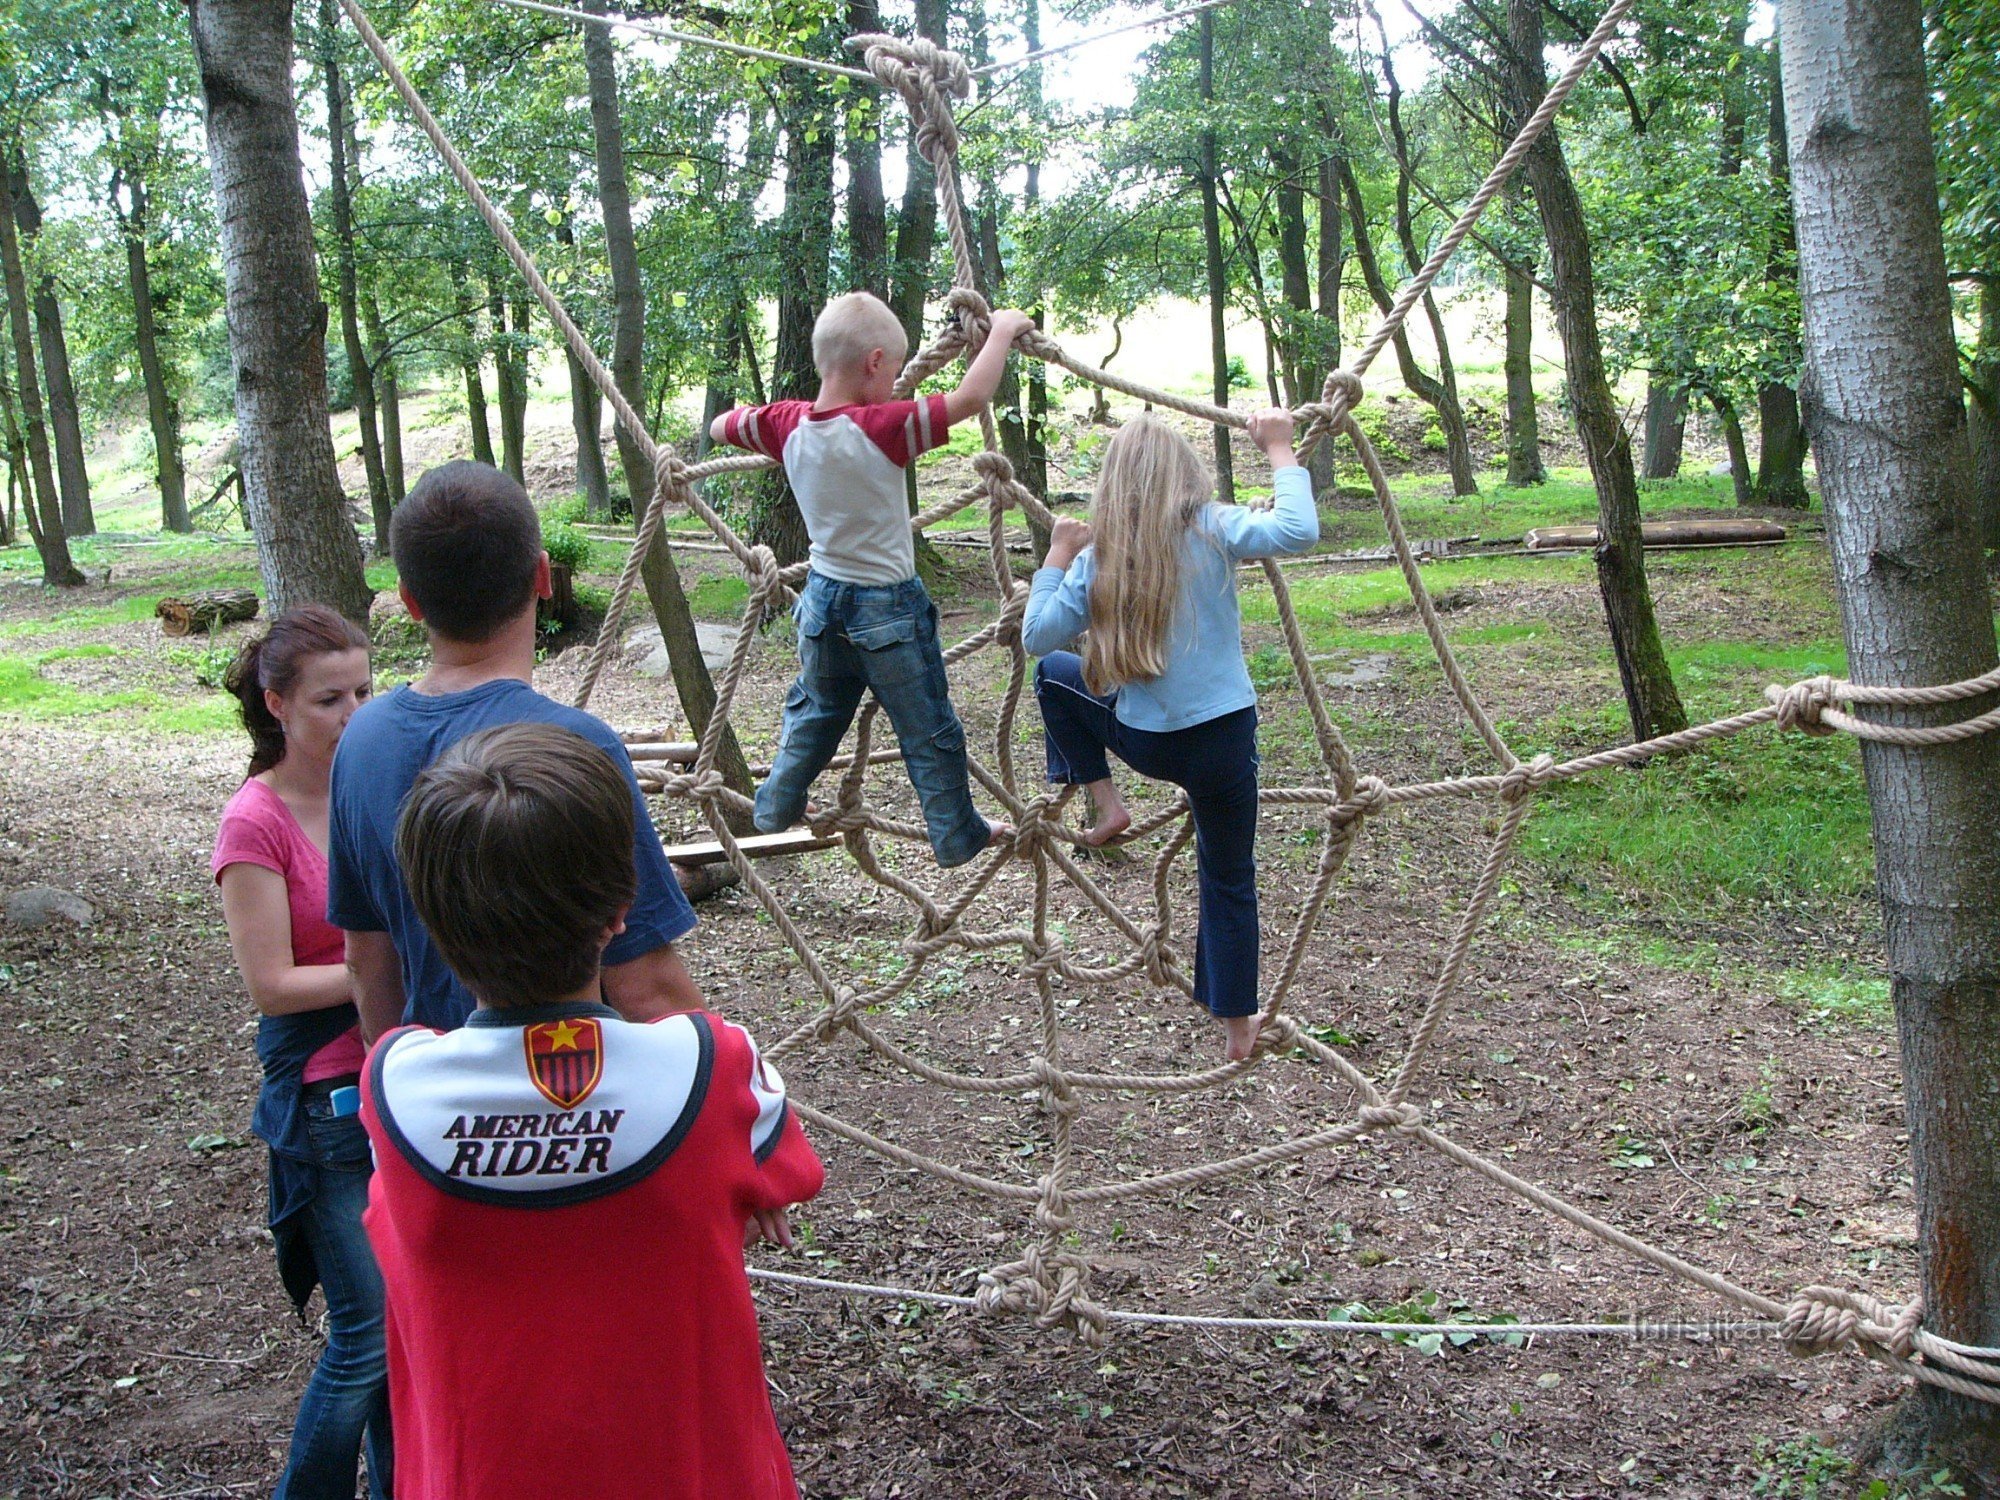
[337,0,2000,1401]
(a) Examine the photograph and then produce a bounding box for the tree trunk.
[752,64,835,565]
[888,0,950,352]
[846,0,889,299]
[1507,0,1685,741]
[1711,394,1756,506]
[319,0,391,553]
[1778,2,2000,1489]
[1503,236,1547,486]
[8,156,94,537]
[1197,11,1234,503]
[1273,146,1311,407]
[490,278,527,483]
[1021,0,1048,523]
[1338,157,1475,489]
[189,0,370,621]
[1640,381,1687,479]
[0,181,82,587]
[1971,279,2000,550]
[156,586,260,635]
[1754,382,1810,507]
[1310,151,1344,494]
[553,220,610,515]
[452,257,496,467]
[582,0,653,509]
[1374,41,1478,495]
[1755,42,1811,510]
[113,171,190,532]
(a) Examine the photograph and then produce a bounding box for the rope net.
[339,0,2000,1400]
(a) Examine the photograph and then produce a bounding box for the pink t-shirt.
[213,779,366,1082]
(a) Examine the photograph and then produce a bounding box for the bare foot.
[1080,804,1131,848]
[986,818,1014,847]
[1222,1013,1261,1062]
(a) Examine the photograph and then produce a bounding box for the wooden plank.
[660,829,840,866]
[1523,518,1788,550]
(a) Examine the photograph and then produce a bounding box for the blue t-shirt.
[326,678,697,1032]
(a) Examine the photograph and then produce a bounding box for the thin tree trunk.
[1373,37,1477,494]
[1711,394,1755,506]
[1640,381,1687,479]
[552,220,609,515]
[1755,41,1811,510]
[8,156,94,537]
[752,64,835,565]
[0,187,80,587]
[1197,10,1234,503]
[846,0,889,299]
[1022,0,1048,522]
[319,2,391,551]
[1272,146,1312,407]
[112,170,190,532]
[371,304,405,505]
[1971,279,2000,549]
[1310,151,1344,494]
[1507,0,1685,741]
[452,257,496,467]
[581,0,652,508]
[888,0,950,353]
[1503,232,1547,486]
[490,278,527,483]
[1779,0,2000,1489]
[189,0,370,620]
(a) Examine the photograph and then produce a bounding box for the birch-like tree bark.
[1778,0,2000,1488]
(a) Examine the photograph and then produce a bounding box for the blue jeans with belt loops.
[757,572,991,868]
[1035,650,1262,1019]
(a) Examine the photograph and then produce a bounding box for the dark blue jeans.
[1035,651,1262,1018]
[276,1102,392,1499]
[758,572,990,867]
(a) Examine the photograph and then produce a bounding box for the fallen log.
[1522,518,1788,551]
[156,587,260,636]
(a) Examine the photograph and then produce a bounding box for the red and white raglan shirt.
[360,1002,824,1499]
[719,397,952,584]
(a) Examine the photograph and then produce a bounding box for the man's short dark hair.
[396,723,637,1008]
[391,460,542,643]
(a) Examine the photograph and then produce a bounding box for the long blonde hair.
[1082,414,1214,694]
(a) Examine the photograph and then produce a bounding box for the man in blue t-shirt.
[329,460,702,1036]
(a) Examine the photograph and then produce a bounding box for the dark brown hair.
[391,460,542,643]
[224,605,371,776]
[395,723,637,1008]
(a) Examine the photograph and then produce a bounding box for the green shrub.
[542,494,588,527]
[543,521,591,572]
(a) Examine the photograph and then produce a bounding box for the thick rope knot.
[812,986,861,1043]
[946,285,993,351]
[1022,937,1066,983]
[971,449,1016,485]
[1137,932,1174,988]
[1297,369,1367,446]
[1780,1286,1868,1356]
[1029,1058,1083,1119]
[1767,675,1839,737]
[1331,775,1393,825]
[1252,1013,1301,1057]
[1498,753,1556,804]
[850,34,970,166]
[1357,1102,1424,1135]
[656,768,729,802]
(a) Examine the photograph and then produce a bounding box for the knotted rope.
[344,0,2000,1398]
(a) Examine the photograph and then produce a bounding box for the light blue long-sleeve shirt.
[1020,465,1320,732]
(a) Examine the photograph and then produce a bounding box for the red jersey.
[719,396,951,586]
[361,1002,824,1499]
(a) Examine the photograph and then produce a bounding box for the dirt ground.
[0,525,1920,1499]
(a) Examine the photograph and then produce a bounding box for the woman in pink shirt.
[213,605,391,1498]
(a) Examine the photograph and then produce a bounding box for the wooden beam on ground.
[661,829,839,866]
[1523,518,1788,550]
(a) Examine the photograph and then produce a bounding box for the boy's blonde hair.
[813,291,908,379]
[1082,413,1215,694]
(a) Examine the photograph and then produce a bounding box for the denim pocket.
[845,602,921,653]
[793,587,830,639]
[304,1105,372,1174]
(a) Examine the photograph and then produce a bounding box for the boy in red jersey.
[710,290,1034,867]
[360,722,822,1499]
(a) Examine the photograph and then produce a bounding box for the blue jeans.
[758,572,990,867]
[1035,651,1262,1018]
[276,1101,393,1499]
